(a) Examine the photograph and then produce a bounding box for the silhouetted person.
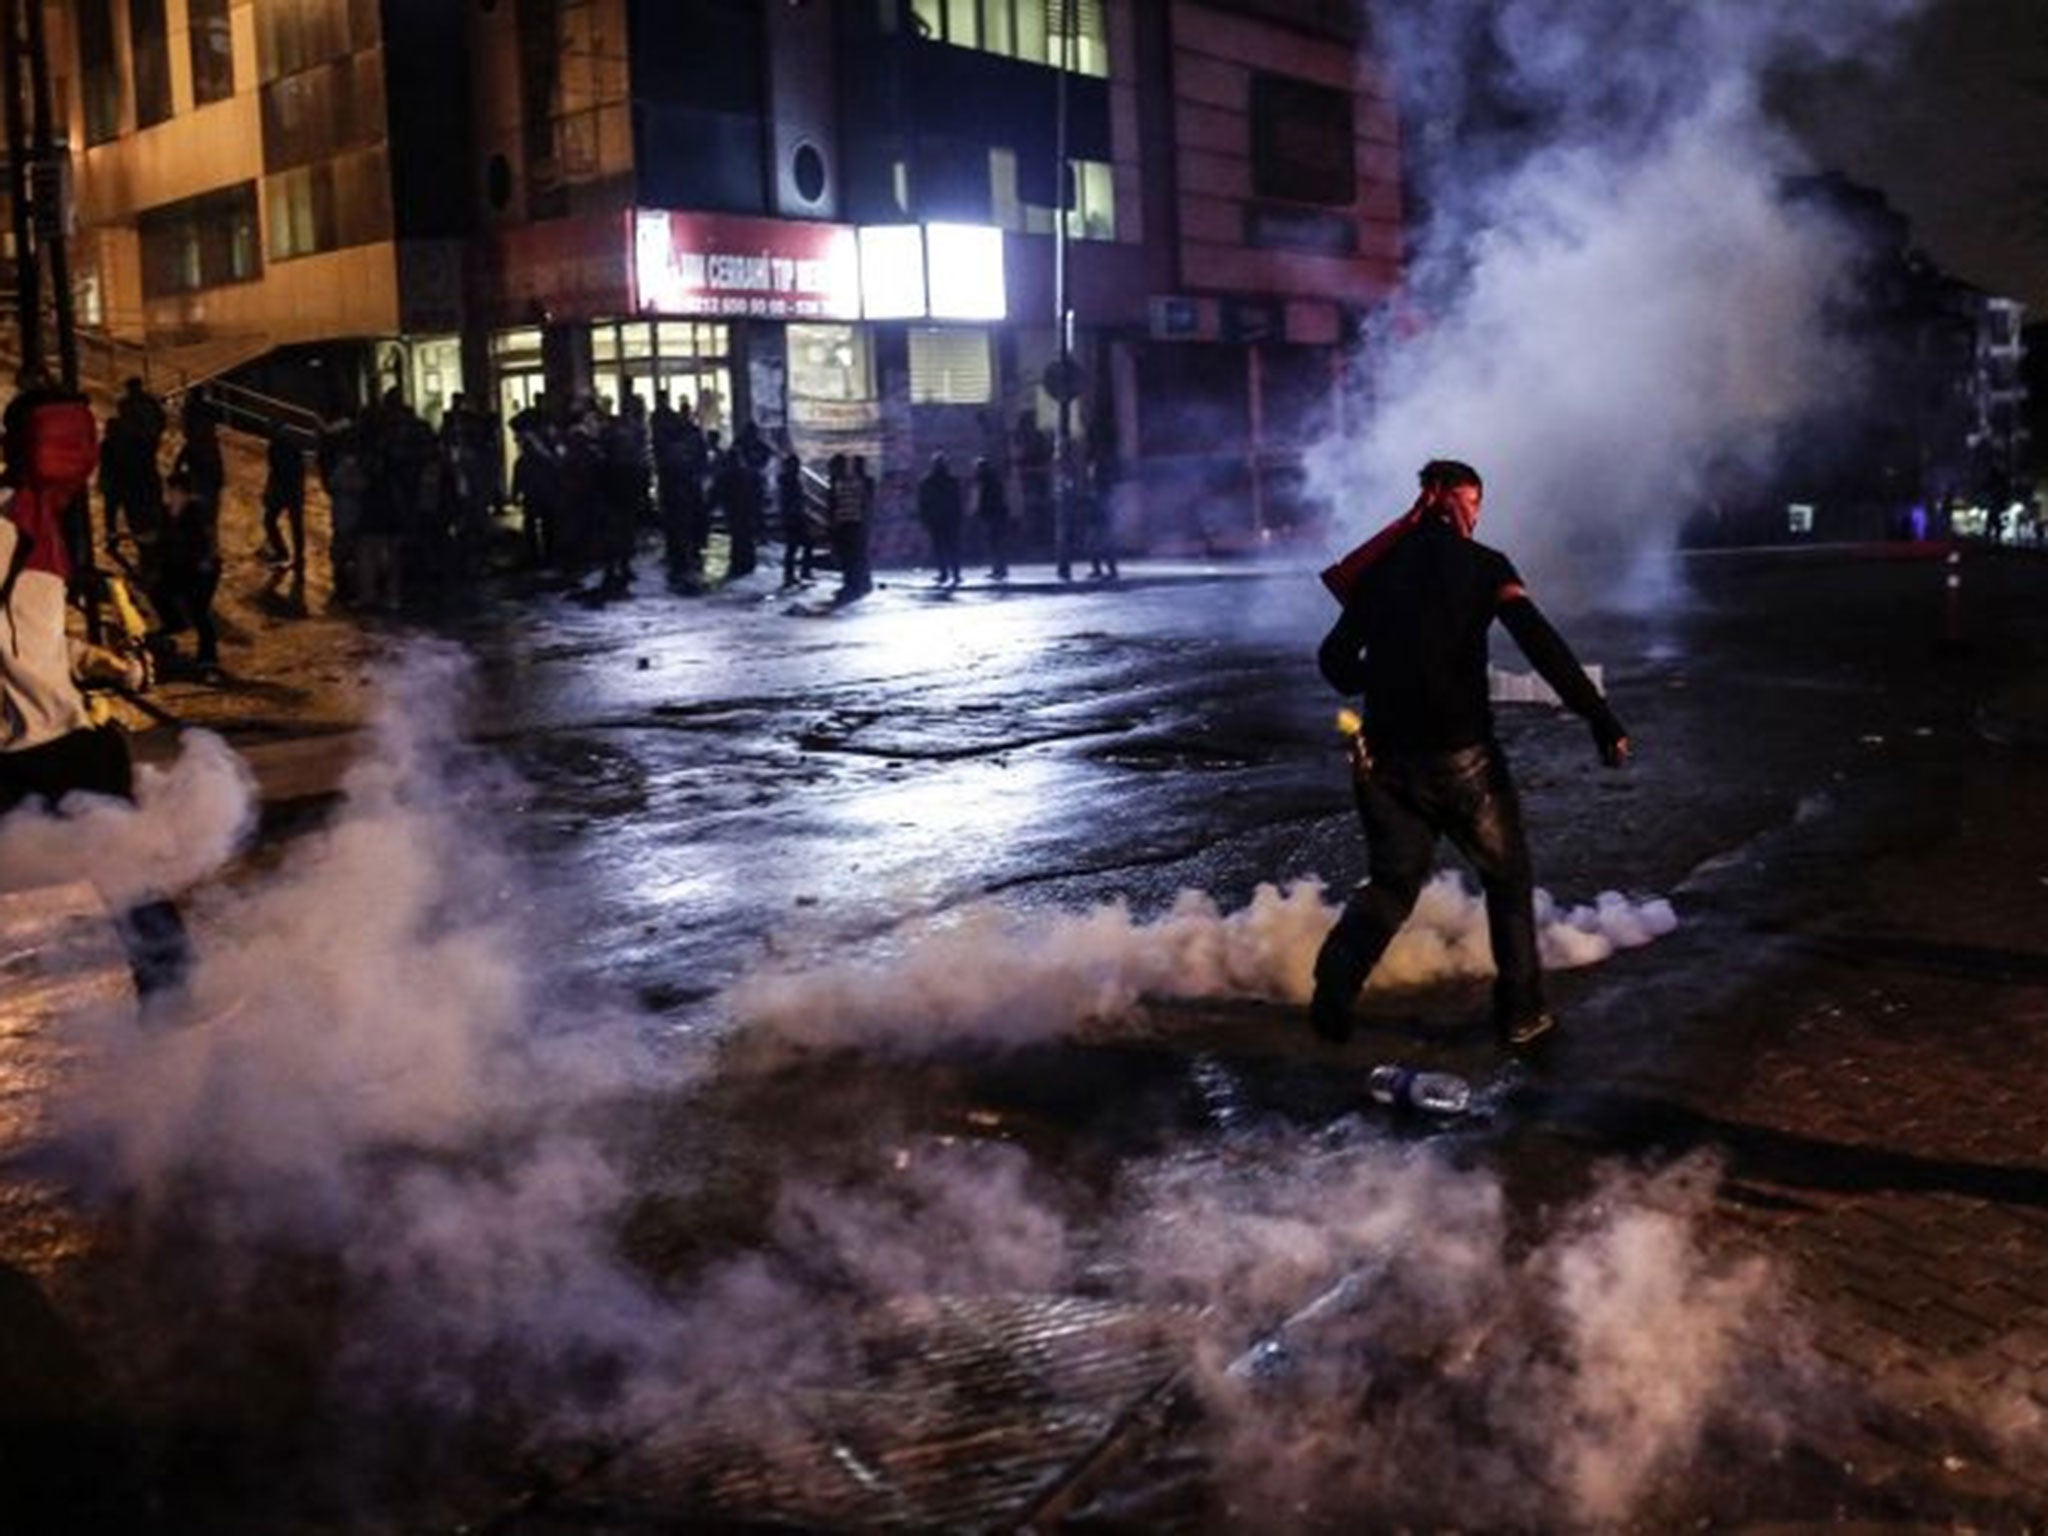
[827,453,866,605]
[113,377,166,549]
[511,390,560,567]
[261,420,307,570]
[323,425,367,606]
[596,402,641,597]
[917,452,963,586]
[1081,443,1119,579]
[158,466,221,676]
[778,450,813,585]
[974,456,1009,580]
[711,448,762,579]
[1310,459,1630,1053]
[1013,410,1051,558]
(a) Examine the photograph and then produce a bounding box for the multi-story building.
[53,0,1406,556]
[58,0,472,420]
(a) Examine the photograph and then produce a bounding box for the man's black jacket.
[1317,515,1624,756]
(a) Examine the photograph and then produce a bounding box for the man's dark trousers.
[1313,741,1542,1035]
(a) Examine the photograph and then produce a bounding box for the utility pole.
[1,0,41,379]
[1051,0,1074,581]
[24,0,73,389]
[3,0,96,641]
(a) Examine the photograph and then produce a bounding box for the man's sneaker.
[1500,1011,1557,1051]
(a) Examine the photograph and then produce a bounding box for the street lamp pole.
[1051,0,1073,580]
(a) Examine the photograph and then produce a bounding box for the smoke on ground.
[0,728,255,907]
[1127,1142,1800,1528]
[729,872,1677,1052]
[1305,0,1929,608]
[19,657,1787,1532]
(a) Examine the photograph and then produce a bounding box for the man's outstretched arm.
[1498,592,1630,765]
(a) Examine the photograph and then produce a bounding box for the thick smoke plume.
[15,658,1790,1533]
[730,872,1676,1052]
[1313,0,1928,602]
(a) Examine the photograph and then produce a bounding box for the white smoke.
[50,648,668,1399]
[729,872,1676,1052]
[1312,0,1931,605]
[0,727,256,906]
[18,657,1781,1534]
[1131,1145,1794,1529]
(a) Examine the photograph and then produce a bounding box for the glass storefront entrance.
[593,319,732,435]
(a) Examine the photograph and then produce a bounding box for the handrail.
[180,374,325,445]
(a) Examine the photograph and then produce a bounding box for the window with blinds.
[908,327,993,405]
[907,0,1107,77]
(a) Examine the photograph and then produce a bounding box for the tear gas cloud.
[1307,0,1929,606]
[8,657,1835,1528]
[59,649,570,1222]
[1127,1147,1800,1528]
[0,728,255,906]
[730,871,1676,1053]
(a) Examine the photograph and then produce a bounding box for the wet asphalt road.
[447,548,1990,1043]
[13,542,2048,1533]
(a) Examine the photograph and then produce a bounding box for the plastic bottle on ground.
[1367,1064,1472,1115]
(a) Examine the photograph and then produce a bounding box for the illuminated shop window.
[490,328,544,363]
[908,327,992,405]
[909,0,1107,77]
[788,324,874,404]
[656,321,731,359]
[589,321,734,436]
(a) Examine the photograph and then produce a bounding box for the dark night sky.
[1778,0,2048,310]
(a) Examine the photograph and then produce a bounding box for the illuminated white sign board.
[924,223,1006,321]
[633,209,860,320]
[859,225,927,320]
[633,211,1007,325]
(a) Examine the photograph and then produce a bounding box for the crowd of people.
[89,376,1130,668]
[499,390,1121,606]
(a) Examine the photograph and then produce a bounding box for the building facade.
[57,0,1407,557]
[60,0,472,419]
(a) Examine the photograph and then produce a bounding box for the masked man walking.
[1312,459,1629,1052]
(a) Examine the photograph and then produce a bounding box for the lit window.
[989,147,1021,230]
[910,0,1105,76]
[787,324,874,403]
[1066,159,1114,241]
[909,327,992,405]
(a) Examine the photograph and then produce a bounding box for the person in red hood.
[0,381,189,996]
[1312,459,1628,1053]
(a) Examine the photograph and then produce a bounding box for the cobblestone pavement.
[1703,742,2048,1521]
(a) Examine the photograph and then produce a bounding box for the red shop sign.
[632,209,861,321]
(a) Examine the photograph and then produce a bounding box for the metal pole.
[1052,0,1073,580]
[1,0,40,381]
[23,0,94,643]
[25,0,74,390]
